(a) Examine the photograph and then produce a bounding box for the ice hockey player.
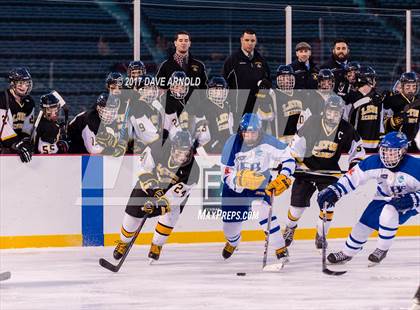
[319,131,419,266]
[347,66,383,152]
[67,92,120,154]
[336,61,360,99]
[201,76,234,154]
[271,64,305,143]
[113,130,200,262]
[34,92,68,154]
[383,72,419,152]
[0,67,35,162]
[220,113,295,265]
[284,95,365,250]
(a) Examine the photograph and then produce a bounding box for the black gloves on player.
[317,184,342,210]
[12,137,33,163]
[141,190,171,216]
[388,193,419,211]
[96,131,118,148]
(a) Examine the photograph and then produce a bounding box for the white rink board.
[0,155,82,236]
[0,154,418,238]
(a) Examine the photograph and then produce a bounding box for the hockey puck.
[236,272,246,276]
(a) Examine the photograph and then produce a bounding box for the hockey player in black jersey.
[201,76,234,154]
[284,95,365,249]
[35,92,68,154]
[0,67,35,162]
[68,93,121,154]
[113,130,200,262]
[347,66,383,152]
[383,72,419,151]
[272,65,305,143]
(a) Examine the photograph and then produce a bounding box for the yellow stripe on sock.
[155,222,173,236]
[288,210,300,222]
[121,226,135,238]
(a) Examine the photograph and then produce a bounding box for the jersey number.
[174,183,187,197]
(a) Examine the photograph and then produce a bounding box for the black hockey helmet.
[276,64,295,91]
[207,76,229,107]
[40,92,60,122]
[345,61,361,72]
[95,92,120,125]
[355,66,376,87]
[169,71,189,100]
[170,130,194,166]
[127,60,146,78]
[106,72,124,95]
[8,67,33,97]
[317,69,335,92]
[138,74,158,104]
[323,95,344,127]
[399,71,418,99]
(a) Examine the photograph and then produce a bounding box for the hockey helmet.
[379,131,408,168]
[8,67,33,97]
[170,130,194,166]
[40,92,60,122]
[317,69,335,93]
[95,92,120,125]
[127,60,146,78]
[169,71,189,100]
[276,64,295,92]
[239,113,262,146]
[399,72,418,99]
[355,66,376,87]
[106,72,124,95]
[323,95,344,127]
[138,75,158,104]
[345,61,361,83]
[207,76,229,107]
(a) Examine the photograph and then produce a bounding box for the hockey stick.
[294,168,347,177]
[0,271,11,281]
[322,203,346,276]
[262,191,274,269]
[99,214,148,273]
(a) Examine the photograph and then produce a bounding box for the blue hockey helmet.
[239,113,262,146]
[379,131,408,168]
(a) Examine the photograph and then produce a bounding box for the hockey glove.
[235,169,265,190]
[112,142,127,157]
[12,137,33,163]
[96,131,118,148]
[141,196,171,216]
[56,140,69,153]
[265,174,291,196]
[388,193,419,212]
[317,184,342,210]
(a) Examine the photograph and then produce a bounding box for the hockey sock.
[152,208,180,246]
[120,213,142,243]
[343,222,372,257]
[286,206,305,228]
[377,204,399,251]
[223,221,242,246]
[317,210,334,236]
[253,200,285,249]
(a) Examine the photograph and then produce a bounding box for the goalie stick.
[99,214,148,273]
[321,203,346,276]
[0,271,11,281]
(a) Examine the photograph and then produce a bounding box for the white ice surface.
[0,238,419,310]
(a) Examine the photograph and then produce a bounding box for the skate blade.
[149,258,158,265]
[368,261,379,268]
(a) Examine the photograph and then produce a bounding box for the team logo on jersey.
[312,140,338,158]
[312,73,318,80]
[360,105,378,121]
[255,61,263,68]
[191,65,199,72]
[282,100,303,117]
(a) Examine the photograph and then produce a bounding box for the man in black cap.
[289,42,319,90]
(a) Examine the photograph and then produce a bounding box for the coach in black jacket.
[156,31,207,100]
[223,29,270,125]
[289,42,318,90]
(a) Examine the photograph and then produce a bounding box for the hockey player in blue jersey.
[220,113,296,265]
[317,131,419,266]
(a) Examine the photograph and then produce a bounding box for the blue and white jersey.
[336,154,420,202]
[221,133,296,193]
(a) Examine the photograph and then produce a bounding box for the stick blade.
[0,271,11,281]
[322,268,347,276]
[99,258,119,273]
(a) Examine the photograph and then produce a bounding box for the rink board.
[0,154,419,249]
